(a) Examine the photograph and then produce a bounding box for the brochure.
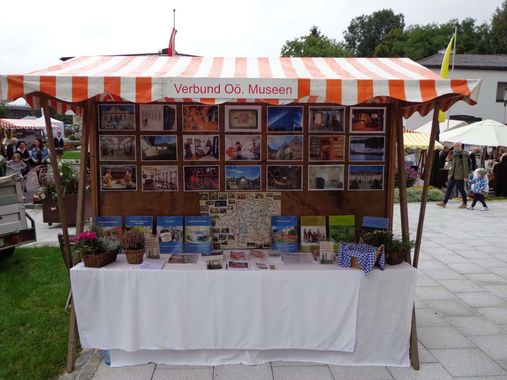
[157,216,184,254]
[139,258,166,270]
[328,215,356,243]
[300,216,327,255]
[184,216,212,255]
[271,216,299,252]
[362,216,389,232]
[228,261,249,270]
[168,254,200,264]
[125,216,153,234]
[94,216,122,236]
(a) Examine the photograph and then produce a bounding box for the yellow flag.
[439,35,455,122]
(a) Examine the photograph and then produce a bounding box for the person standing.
[15,141,31,170]
[6,137,18,160]
[437,142,469,208]
[54,131,64,161]
[493,153,507,197]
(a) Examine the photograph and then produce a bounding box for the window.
[496,82,507,102]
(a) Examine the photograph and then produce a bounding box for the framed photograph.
[348,165,384,191]
[350,107,386,133]
[225,165,261,191]
[266,165,303,191]
[98,104,136,131]
[99,135,136,161]
[224,135,261,161]
[308,135,345,161]
[308,107,344,133]
[139,104,177,131]
[267,135,303,161]
[349,136,385,162]
[141,165,178,191]
[308,165,344,191]
[183,135,219,161]
[267,106,303,132]
[140,135,177,161]
[100,165,137,191]
[184,165,220,191]
[182,105,219,131]
[225,105,261,132]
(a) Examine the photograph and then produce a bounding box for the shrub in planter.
[362,230,414,265]
[120,228,146,264]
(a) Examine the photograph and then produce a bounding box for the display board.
[93,103,393,234]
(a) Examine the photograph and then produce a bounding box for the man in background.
[437,142,469,209]
[54,131,64,161]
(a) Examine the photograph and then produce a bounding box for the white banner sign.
[166,78,298,99]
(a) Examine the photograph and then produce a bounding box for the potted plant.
[73,230,120,268]
[41,161,88,226]
[120,228,146,264]
[362,230,414,265]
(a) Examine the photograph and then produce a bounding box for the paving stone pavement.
[46,200,507,380]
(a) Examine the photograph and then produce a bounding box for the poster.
[350,107,386,133]
[184,166,220,191]
[267,135,303,161]
[99,135,136,161]
[139,104,177,131]
[141,165,178,191]
[308,135,345,161]
[267,106,303,132]
[225,165,261,191]
[348,165,384,190]
[182,105,219,131]
[98,104,136,131]
[140,135,177,161]
[308,107,345,133]
[100,165,137,191]
[308,165,344,191]
[224,135,261,161]
[183,135,219,161]
[225,105,261,132]
[349,136,385,162]
[266,165,302,191]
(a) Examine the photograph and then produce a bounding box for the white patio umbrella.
[415,119,467,134]
[439,119,507,146]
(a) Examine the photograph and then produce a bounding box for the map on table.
[199,192,281,249]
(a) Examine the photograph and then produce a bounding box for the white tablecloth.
[70,256,416,367]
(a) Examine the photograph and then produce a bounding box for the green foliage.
[491,0,507,53]
[362,230,414,257]
[394,186,445,203]
[281,26,351,57]
[0,247,70,379]
[43,161,79,203]
[344,9,405,56]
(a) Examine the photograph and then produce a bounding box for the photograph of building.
[225,165,261,191]
[267,135,303,160]
[348,165,384,190]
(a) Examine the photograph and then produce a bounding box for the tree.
[374,28,408,57]
[281,26,351,57]
[491,0,507,53]
[344,9,405,57]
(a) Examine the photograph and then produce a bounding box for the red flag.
[167,27,177,56]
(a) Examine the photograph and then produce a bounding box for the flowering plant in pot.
[361,230,414,265]
[120,228,146,264]
[72,230,120,267]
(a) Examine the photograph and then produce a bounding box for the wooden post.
[88,104,99,216]
[413,102,440,268]
[394,104,410,260]
[41,97,73,269]
[75,101,91,235]
[40,96,77,372]
[386,106,398,231]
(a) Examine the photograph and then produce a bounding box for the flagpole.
[447,25,458,131]
[173,9,176,29]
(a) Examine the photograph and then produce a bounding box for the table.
[70,255,416,367]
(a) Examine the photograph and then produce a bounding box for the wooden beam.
[413,102,440,268]
[386,106,397,231]
[75,101,91,235]
[40,96,77,372]
[409,306,419,370]
[394,104,410,261]
[88,104,99,217]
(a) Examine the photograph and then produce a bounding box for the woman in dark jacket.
[493,153,507,197]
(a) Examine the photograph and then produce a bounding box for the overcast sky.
[0,0,502,74]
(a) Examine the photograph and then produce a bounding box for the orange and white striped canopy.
[0,56,481,117]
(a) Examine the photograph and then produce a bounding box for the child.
[6,153,28,195]
[468,168,489,211]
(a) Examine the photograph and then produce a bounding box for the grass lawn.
[0,247,71,379]
[62,150,81,160]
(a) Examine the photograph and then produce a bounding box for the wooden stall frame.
[6,56,476,373]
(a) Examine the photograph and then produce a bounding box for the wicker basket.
[82,251,118,268]
[125,249,144,264]
[386,251,405,265]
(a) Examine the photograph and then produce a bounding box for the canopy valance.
[1,56,480,117]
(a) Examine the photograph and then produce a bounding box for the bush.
[395,165,419,188]
[394,186,444,203]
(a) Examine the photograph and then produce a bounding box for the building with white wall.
[405,54,507,129]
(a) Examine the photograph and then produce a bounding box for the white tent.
[22,115,64,130]
[415,119,467,134]
[439,119,507,146]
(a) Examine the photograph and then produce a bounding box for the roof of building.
[418,54,507,70]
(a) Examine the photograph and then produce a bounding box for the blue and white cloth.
[339,242,385,276]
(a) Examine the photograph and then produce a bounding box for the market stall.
[0,56,481,372]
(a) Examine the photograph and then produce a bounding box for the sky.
[0,0,502,74]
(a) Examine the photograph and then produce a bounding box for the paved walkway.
[41,200,507,380]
